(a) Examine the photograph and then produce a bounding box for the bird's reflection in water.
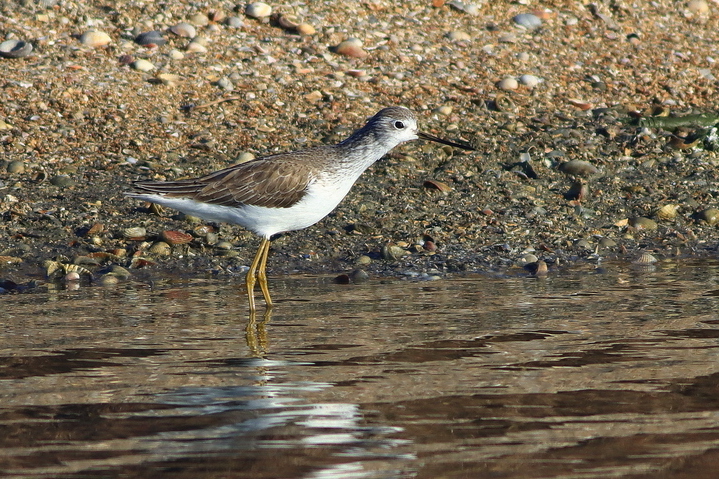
[246,308,272,357]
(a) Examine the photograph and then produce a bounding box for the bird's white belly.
[132,177,356,238]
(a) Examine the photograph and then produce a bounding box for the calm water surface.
[3,260,719,478]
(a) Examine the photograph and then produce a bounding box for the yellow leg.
[257,238,273,309]
[245,238,270,311]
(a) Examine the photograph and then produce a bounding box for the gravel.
[2,0,719,288]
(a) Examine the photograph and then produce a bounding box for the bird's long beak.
[418,131,475,151]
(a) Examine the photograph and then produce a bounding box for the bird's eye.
[393,120,405,129]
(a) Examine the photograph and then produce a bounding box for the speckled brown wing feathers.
[133,150,321,208]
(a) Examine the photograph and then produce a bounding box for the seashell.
[108,265,131,279]
[349,269,370,283]
[123,226,147,239]
[132,59,155,72]
[381,244,407,261]
[186,40,207,53]
[64,272,81,282]
[99,274,120,286]
[161,230,193,245]
[629,216,658,231]
[169,22,196,38]
[0,40,33,58]
[513,13,542,30]
[80,30,111,47]
[557,159,599,178]
[565,179,589,201]
[423,179,452,193]
[157,73,182,86]
[135,30,166,46]
[334,38,367,59]
[149,241,171,256]
[634,252,658,264]
[524,260,548,275]
[296,23,316,35]
[567,99,593,110]
[497,77,518,91]
[277,14,299,30]
[493,95,516,112]
[518,74,540,88]
[188,13,209,26]
[655,204,678,221]
[208,10,226,23]
[697,207,719,226]
[246,2,272,19]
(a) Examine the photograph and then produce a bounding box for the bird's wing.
[133,150,322,208]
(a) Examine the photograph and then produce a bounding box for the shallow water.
[3,260,719,478]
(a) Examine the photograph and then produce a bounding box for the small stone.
[305,90,323,102]
[245,2,272,19]
[0,40,33,58]
[296,23,316,35]
[349,269,369,283]
[80,30,111,47]
[497,77,518,90]
[519,74,540,88]
[513,13,542,30]
[434,105,453,116]
[6,161,25,174]
[226,16,245,28]
[49,175,75,187]
[517,254,538,266]
[217,77,234,91]
[334,273,351,284]
[135,31,166,47]
[132,59,155,72]
[334,38,368,59]
[169,22,196,38]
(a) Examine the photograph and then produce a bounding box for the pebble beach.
[2,0,719,290]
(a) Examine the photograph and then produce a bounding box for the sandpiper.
[128,106,474,311]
